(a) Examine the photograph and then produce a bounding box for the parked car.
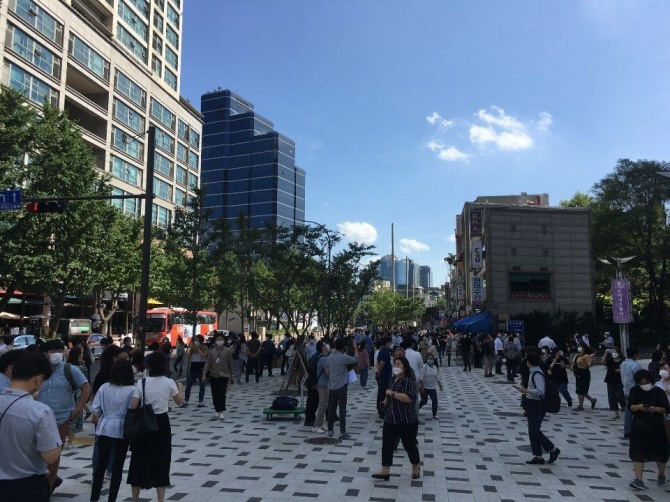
[87,333,107,359]
[13,334,36,349]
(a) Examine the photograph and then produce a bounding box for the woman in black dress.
[628,369,670,491]
[602,347,626,419]
[127,352,183,502]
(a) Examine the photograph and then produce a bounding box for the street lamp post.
[598,256,635,353]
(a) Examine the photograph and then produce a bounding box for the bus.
[145,308,218,347]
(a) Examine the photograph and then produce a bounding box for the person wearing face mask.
[627,369,670,490]
[0,351,61,502]
[38,339,90,494]
[202,332,235,420]
[620,347,642,439]
[571,343,597,411]
[372,356,421,481]
[182,335,208,407]
[419,355,443,419]
[547,348,572,407]
[655,364,670,406]
[602,347,627,419]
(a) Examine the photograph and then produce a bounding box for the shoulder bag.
[123,378,158,440]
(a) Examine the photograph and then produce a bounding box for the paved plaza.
[54,359,668,502]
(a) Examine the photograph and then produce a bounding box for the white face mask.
[660,370,670,380]
[640,383,654,391]
[216,340,224,347]
[611,352,619,359]
[49,353,63,365]
[577,347,584,353]
[392,367,402,376]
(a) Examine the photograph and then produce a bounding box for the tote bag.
[123,378,158,440]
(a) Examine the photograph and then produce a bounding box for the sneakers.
[339,433,351,440]
[629,479,647,490]
[179,401,188,408]
[197,402,206,408]
[525,457,545,465]
[658,475,667,487]
[591,398,597,409]
[212,411,220,420]
[433,415,439,420]
[327,430,334,437]
[218,412,225,420]
[548,448,561,464]
[312,427,325,434]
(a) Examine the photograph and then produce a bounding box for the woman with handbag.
[628,369,670,490]
[90,359,135,502]
[571,344,597,410]
[127,352,183,502]
[371,356,421,481]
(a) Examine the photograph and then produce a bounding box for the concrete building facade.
[452,199,595,321]
[0,0,202,227]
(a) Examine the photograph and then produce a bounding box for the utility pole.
[391,223,395,292]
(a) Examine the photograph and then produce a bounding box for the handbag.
[123,378,158,440]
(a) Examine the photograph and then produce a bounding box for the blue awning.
[451,311,494,334]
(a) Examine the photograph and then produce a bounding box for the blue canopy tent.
[451,311,494,334]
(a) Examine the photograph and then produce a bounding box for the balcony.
[65,64,109,112]
[65,97,108,150]
[71,0,113,37]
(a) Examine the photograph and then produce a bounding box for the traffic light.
[25,201,66,213]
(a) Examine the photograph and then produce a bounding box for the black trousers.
[495,352,503,373]
[419,388,438,416]
[606,382,626,411]
[280,355,289,375]
[446,348,451,367]
[304,385,319,425]
[246,357,260,382]
[210,376,229,412]
[327,384,348,434]
[462,352,472,371]
[376,374,389,417]
[506,358,518,381]
[0,474,49,502]
[91,436,130,502]
[381,421,420,467]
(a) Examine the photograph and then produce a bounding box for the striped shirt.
[384,376,418,425]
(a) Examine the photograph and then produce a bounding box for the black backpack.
[271,396,299,410]
[532,371,561,414]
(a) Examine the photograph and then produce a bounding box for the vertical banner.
[457,284,464,299]
[612,279,631,323]
[471,238,483,270]
[472,276,484,302]
[455,215,462,236]
[470,208,482,236]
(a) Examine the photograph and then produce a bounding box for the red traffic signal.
[25,201,66,213]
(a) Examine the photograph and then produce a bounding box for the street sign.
[0,190,22,211]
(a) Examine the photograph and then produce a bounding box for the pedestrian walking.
[419,354,443,419]
[358,342,370,389]
[182,335,208,407]
[202,332,235,420]
[602,347,626,419]
[620,347,642,439]
[571,343,597,410]
[324,338,359,439]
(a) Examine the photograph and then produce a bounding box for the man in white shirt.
[402,336,424,383]
[494,333,504,374]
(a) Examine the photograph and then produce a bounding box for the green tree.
[591,159,670,331]
[559,191,593,208]
[364,288,424,331]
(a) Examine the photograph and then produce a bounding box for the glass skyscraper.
[200,89,306,229]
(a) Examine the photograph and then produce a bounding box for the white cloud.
[399,238,430,254]
[426,139,444,152]
[337,221,378,245]
[426,112,453,128]
[438,146,470,162]
[536,111,553,131]
[469,107,534,151]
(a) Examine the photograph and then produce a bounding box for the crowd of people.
[1,327,670,500]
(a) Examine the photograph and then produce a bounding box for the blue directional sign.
[0,190,22,211]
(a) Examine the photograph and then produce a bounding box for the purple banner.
[612,279,631,323]
[470,209,482,237]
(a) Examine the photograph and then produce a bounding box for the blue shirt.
[38,362,88,425]
[377,347,392,381]
[91,383,135,439]
[0,373,10,392]
[315,355,329,387]
[620,359,641,395]
[527,367,545,400]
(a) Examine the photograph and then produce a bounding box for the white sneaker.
[213,411,220,420]
[312,427,325,434]
[218,412,225,420]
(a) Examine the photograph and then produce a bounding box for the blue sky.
[180,0,670,285]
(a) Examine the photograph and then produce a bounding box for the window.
[165,46,178,69]
[150,98,175,130]
[166,3,179,28]
[118,0,148,41]
[188,151,198,171]
[153,13,164,33]
[154,127,174,154]
[189,129,200,150]
[111,156,142,187]
[154,151,174,179]
[112,187,140,217]
[176,142,187,163]
[11,0,63,46]
[113,98,145,133]
[6,62,58,106]
[116,24,147,63]
[509,273,551,299]
[188,172,198,190]
[154,176,173,202]
[155,0,165,11]
[175,188,186,207]
[152,204,171,228]
[177,120,188,140]
[7,25,61,78]
[170,0,181,9]
[127,0,149,17]
[151,54,162,77]
[114,70,146,108]
[164,68,177,91]
[176,165,187,186]
[152,33,162,55]
[112,126,144,160]
[166,25,178,47]
[68,34,109,81]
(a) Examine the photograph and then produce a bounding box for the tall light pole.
[598,256,635,352]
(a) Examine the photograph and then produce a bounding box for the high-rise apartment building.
[377,255,422,291]
[419,266,432,289]
[200,89,306,229]
[0,0,202,227]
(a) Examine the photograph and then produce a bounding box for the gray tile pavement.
[53,359,668,501]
